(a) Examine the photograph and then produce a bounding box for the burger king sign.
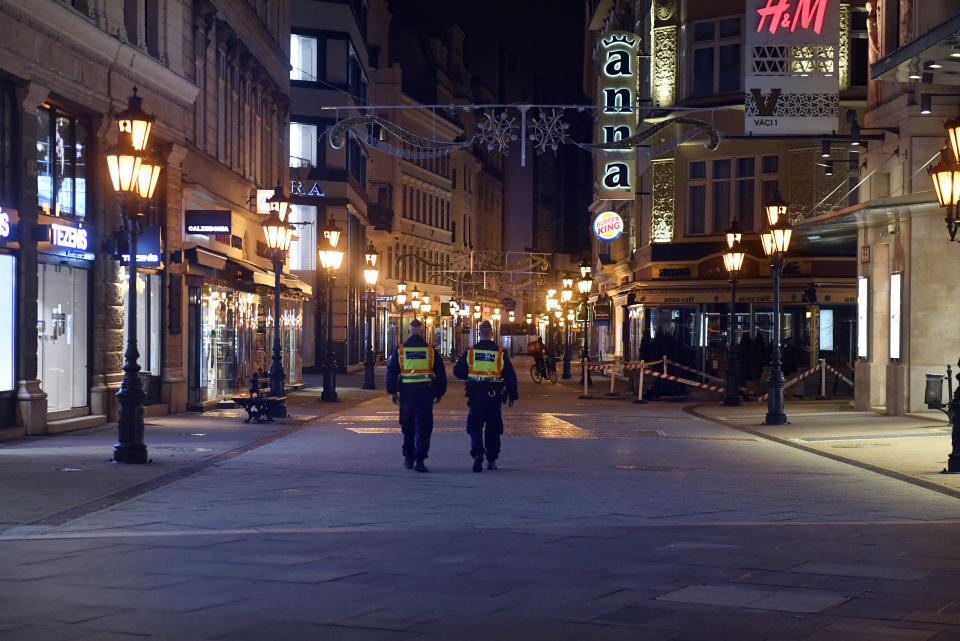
[593,211,623,241]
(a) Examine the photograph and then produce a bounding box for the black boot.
[472,456,483,473]
[414,460,428,473]
[487,459,497,470]
[403,457,414,470]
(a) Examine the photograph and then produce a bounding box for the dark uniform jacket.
[453,340,519,402]
[386,335,447,398]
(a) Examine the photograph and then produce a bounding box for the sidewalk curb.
[29,396,382,528]
[684,403,960,502]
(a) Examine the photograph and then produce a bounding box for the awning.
[281,274,312,296]
[184,246,227,270]
[871,13,960,84]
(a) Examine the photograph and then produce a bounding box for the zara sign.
[596,32,638,201]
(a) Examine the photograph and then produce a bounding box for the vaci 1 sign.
[593,211,624,241]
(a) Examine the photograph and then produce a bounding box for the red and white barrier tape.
[823,363,855,387]
[665,359,724,384]
[642,368,725,393]
[758,362,824,402]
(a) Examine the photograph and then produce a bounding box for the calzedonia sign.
[596,32,639,201]
[0,208,10,239]
[593,211,624,241]
[745,0,840,135]
[185,210,231,234]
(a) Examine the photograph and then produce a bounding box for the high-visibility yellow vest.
[399,345,435,383]
[467,347,504,382]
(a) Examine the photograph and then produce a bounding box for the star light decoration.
[476,112,519,154]
[528,109,570,155]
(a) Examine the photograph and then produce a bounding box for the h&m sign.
[745,0,840,135]
[596,32,638,201]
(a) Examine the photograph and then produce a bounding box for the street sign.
[575,301,591,323]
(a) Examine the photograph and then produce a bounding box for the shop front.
[187,279,304,408]
[35,216,93,415]
[0,207,16,427]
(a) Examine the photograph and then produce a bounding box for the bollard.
[580,358,592,399]
[663,355,668,376]
[634,360,647,404]
[820,358,826,398]
[607,363,617,396]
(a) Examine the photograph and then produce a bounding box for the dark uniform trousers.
[399,382,435,461]
[467,384,504,461]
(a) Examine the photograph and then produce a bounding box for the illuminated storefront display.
[857,276,868,359]
[191,286,303,404]
[745,0,840,134]
[0,254,14,392]
[596,31,639,200]
[889,272,901,360]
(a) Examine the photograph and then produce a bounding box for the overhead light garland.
[327,104,722,166]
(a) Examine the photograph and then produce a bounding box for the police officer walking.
[453,320,519,472]
[386,319,447,472]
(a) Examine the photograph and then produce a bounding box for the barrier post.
[663,355,668,376]
[580,358,591,399]
[634,360,647,404]
[819,358,826,399]
[607,362,617,396]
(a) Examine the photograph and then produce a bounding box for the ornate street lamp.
[410,286,421,319]
[560,277,574,378]
[261,186,294,416]
[722,219,746,407]
[107,88,156,464]
[928,142,960,472]
[319,220,344,402]
[928,146,960,240]
[362,243,380,390]
[395,281,407,344]
[577,273,594,388]
[761,193,793,425]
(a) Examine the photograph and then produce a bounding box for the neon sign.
[50,223,88,251]
[0,209,9,239]
[593,211,624,241]
[756,0,829,36]
[596,32,638,201]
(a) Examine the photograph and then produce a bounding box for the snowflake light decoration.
[528,110,570,155]
[475,112,518,153]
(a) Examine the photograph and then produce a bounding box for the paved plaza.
[1,359,959,640]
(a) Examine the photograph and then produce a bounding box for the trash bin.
[926,373,945,409]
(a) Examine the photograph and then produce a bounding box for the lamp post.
[927,141,960,472]
[395,281,407,347]
[761,192,793,425]
[319,221,344,402]
[722,219,746,407]
[107,88,159,464]
[561,276,574,378]
[577,273,594,387]
[410,285,421,320]
[261,185,294,416]
[362,243,380,390]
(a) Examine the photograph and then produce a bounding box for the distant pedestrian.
[453,320,519,472]
[386,319,447,472]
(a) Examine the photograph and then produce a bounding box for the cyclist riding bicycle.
[527,337,548,377]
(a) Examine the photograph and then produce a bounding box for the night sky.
[388,0,588,103]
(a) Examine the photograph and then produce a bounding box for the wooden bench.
[231,374,287,423]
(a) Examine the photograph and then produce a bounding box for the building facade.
[583,0,868,395]
[0,0,295,435]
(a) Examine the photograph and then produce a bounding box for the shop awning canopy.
[871,14,960,84]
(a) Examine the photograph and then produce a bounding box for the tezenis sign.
[596,32,638,201]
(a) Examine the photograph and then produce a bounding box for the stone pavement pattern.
[1,361,959,640]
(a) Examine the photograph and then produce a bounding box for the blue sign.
[0,209,9,239]
[121,225,162,266]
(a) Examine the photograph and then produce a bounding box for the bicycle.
[530,355,558,384]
